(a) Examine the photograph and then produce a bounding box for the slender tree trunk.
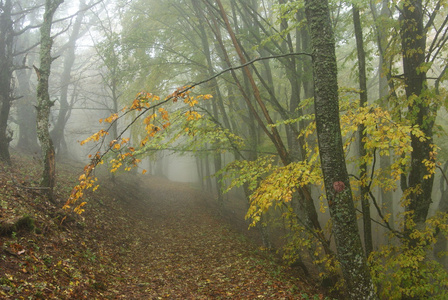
[15,8,40,153]
[353,5,373,256]
[192,0,226,204]
[35,0,64,200]
[371,0,396,240]
[216,0,290,165]
[304,0,377,298]
[51,0,86,157]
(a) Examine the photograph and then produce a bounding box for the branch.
[96,52,311,158]
[187,52,311,89]
[437,164,448,187]
[349,173,404,239]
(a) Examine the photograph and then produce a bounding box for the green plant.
[369,215,448,299]
[83,248,97,262]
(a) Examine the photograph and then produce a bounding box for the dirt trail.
[101,176,312,299]
[1,156,324,299]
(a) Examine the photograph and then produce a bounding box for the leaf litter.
[0,153,326,299]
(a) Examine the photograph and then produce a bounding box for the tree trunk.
[192,0,226,204]
[35,0,64,200]
[15,7,40,153]
[216,0,290,166]
[304,0,377,298]
[51,0,86,157]
[370,0,395,238]
[0,0,14,163]
[400,0,434,228]
[353,4,373,256]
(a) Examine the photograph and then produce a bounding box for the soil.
[0,153,326,299]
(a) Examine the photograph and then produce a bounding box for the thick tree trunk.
[400,0,434,227]
[0,0,14,163]
[35,0,64,200]
[304,0,377,298]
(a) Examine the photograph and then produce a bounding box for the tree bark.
[35,0,64,200]
[353,4,373,256]
[0,0,14,163]
[304,0,377,298]
[400,0,434,227]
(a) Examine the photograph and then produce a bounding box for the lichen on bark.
[35,0,64,200]
[304,0,377,298]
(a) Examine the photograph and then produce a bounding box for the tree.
[352,3,372,255]
[400,0,434,230]
[304,0,376,298]
[63,0,448,297]
[51,0,89,156]
[35,0,64,199]
[0,0,14,163]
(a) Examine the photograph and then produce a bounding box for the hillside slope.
[0,153,326,299]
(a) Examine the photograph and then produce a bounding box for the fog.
[2,1,448,295]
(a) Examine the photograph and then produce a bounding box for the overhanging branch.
[188,52,311,88]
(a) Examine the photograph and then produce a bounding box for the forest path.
[101,176,313,299]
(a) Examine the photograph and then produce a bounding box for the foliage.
[223,97,437,219]
[60,0,448,297]
[369,212,448,299]
[63,86,212,213]
[219,92,443,293]
[246,157,321,226]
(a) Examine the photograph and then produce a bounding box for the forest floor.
[0,152,329,299]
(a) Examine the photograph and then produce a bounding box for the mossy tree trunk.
[304,0,377,298]
[35,0,64,200]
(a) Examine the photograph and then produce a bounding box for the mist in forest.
[2,0,448,298]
